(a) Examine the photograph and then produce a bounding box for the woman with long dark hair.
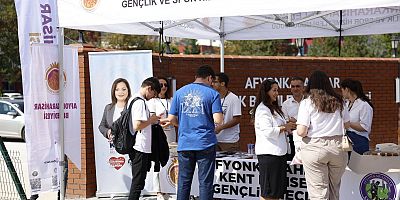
[340,79,373,154]
[253,79,295,200]
[297,71,350,200]
[99,78,132,140]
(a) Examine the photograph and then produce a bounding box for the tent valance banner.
[58,0,400,40]
[25,44,80,195]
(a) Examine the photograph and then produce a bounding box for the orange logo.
[45,62,66,93]
[167,158,179,187]
[82,0,99,11]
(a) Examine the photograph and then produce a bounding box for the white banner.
[24,44,81,195]
[159,157,399,200]
[14,0,58,69]
[89,50,153,197]
[15,0,82,192]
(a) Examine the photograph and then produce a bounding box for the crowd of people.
[97,65,373,200]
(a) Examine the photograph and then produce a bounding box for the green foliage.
[183,39,200,54]
[100,33,159,51]
[224,40,297,56]
[308,35,393,57]
[0,0,21,84]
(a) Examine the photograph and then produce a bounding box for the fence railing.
[0,148,27,200]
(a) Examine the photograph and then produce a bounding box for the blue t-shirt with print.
[170,83,222,151]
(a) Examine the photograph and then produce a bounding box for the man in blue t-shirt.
[161,65,223,200]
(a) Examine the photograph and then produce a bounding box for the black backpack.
[111,97,144,154]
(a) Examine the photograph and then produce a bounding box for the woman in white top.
[147,77,176,200]
[99,78,131,140]
[340,79,373,155]
[253,79,295,200]
[297,71,350,200]
[148,77,176,143]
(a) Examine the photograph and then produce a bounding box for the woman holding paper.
[253,79,295,200]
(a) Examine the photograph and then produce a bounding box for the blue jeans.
[177,145,216,200]
[346,131,369,155]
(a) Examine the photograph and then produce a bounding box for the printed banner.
[158,157,307,199]
[15,0,81,195]
[24,44,80,194]
[159,157,399,199]
[14,0,58,69]
[89,50,153,197]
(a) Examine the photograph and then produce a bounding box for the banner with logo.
[89,50,153,197]
[24,44,80,195]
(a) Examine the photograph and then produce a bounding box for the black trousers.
[128,149,150,200]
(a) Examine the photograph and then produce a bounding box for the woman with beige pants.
[296,71,350,200]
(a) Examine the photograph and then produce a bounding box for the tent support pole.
[338,10,343,57]
[58,27,66,200]
[220,17,225,73]
[220,37,225,73]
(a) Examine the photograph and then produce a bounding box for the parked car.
[1,92,23,100]
[0,99,25,140]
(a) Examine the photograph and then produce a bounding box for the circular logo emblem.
[167,158,179,188]
[45,62,66,93]
[81,0,99,11]
[32,171,39,177]
[360,172,397,200]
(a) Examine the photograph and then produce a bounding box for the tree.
[0,0,21,93]
[308,35,393,57]
[183,39,200,54]
[224,40,297,56]
[100,33,159,51]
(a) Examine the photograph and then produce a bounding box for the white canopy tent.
[58,0,400,71]
[55,1,400,199]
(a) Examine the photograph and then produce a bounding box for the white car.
[1,92,23,100]
[0,99,25,140]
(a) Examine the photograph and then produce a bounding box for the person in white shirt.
[297,71,350,200]
[147,77,176,200]
[212,73,242,151]
[129,77,161,200]
[340,79,373,155]
[281,77,305,160]
[253,79,296,200]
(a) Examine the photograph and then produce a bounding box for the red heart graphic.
[109,157,125,170]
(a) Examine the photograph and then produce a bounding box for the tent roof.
[58,0,400,40]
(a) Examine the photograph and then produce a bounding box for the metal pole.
[0,137,27,200]
[220,17,225,73]
[58,26,66,200]
[338,10,343,57]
